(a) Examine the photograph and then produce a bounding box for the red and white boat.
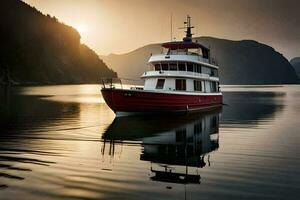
[101,16,222,116]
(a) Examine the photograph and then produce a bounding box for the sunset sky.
[23,0,299,60]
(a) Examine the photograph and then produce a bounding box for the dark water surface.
[0,85,299,200]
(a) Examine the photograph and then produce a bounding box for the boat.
[101,15,222,116]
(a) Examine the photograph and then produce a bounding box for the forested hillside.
[0,0,116,85]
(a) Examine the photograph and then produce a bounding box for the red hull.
[101,88,222,114]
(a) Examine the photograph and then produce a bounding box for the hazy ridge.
[290,57,300,79]
[0,0,116,85]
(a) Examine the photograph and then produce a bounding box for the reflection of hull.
[102,108,222,141]
[101,88,222,115]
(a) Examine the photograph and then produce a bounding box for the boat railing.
[150,53,211,65]
[142,70,220,80]
[100,77,122,89]
[154,51,204,58]
[100,77,144,90]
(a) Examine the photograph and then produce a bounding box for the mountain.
[100,44,161,84]
[0,0,116,85]
[100,37,298,85]
[290,57,300,79]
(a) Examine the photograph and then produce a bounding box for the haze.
[23,0,300,60]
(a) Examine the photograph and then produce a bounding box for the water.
[0,85,299,200]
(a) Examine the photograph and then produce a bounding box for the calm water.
[0,85,299,200]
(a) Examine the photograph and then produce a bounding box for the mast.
[182,15,194,42]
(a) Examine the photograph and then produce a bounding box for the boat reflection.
[102,109,221,184]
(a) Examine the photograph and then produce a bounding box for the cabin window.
[211,82,217,92]
[202,49,209,59]
[212,69,218,77]
[169,63,177,71]
[202,66,211,75]
[161,63,168,71]
[194,80,202,91]
[176,79,186,91]
[178,62,186,71]
[154,64,161,71]
[193,64,198,72]
[188,48,199,55]
[194,64,201,73]
[196,64,201,73]
[204,81,211,92]
[187,62,193,72]
[156,79,165,89]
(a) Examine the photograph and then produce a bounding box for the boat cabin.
[141,16,220,94]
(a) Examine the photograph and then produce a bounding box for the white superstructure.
[141,16,221,94]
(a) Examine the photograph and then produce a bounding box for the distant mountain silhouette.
[100,37,298,85]
[100,44,161,84]
[290,57,300,79]
[0,0,116,85]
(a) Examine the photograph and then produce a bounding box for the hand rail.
[100,77,122,89]
[100,77,143,89]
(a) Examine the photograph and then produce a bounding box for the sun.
[74,24,88,35]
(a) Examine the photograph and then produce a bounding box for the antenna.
[170,13,173,41]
